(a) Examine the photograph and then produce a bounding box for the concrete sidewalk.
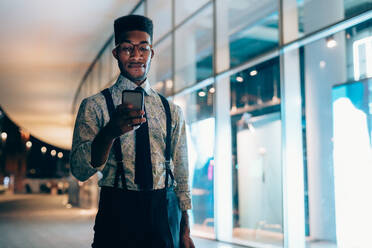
[0,194,246,248]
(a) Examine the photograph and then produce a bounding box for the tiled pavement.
[0,194,246,248]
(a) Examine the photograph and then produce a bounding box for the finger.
[116,104,134,113]
[129,117,146,126]
[120,125,133,134]
[120,103,134,109]
[127,110,145,117]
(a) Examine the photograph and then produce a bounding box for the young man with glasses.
[70,15,194,248]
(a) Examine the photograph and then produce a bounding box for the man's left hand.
[180,211,195,248]
[180,226,195,248]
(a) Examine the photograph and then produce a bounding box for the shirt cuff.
[179,198,192,211]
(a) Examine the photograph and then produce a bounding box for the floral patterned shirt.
[70,75,191,211]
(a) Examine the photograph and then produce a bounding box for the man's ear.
[112,47,118,60]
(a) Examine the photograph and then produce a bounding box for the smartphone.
[122,90,144,111]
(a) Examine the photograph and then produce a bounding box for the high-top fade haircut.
[114,15,154,45]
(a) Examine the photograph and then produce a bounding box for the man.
[70,15,194,248]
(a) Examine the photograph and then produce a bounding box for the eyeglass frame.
[115,41,153,56]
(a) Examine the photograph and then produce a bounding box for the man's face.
[112,30,154,83]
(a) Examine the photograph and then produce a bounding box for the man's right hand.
[105,103,146,139]
[91,104,146,168]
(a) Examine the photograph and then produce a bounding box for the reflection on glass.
[230,58,280,114]
[147,0,172,42]
[174,84,215,237]
[175,4,213,92]
[332,79,372,248]
[346,19,372,81]
[230,58,282,247]
[175,0,210,25]
[149,36,173,96]
[296,0,372,40]
[227,0,279,67]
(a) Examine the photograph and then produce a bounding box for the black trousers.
[92,186,181,248]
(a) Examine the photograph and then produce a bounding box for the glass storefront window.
[295,0,372,42]
[227,0,279,68]
[173,84,215,237]
[147,0,172,42]
[175,3,213,92]
[230,58,283,247]
[332,78,372,248]
[149,36,173,96]
[175,0,211,25]
[300,18,372,248]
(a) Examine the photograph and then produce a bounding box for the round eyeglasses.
[117,42,152,56]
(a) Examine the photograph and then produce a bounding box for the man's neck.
[121,74,146,86]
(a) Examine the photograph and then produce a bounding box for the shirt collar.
[114,74,153,96]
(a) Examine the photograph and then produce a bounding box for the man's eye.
[139,46,149,52]
[122,47,133,52]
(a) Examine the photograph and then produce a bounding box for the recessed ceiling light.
[250,70,258,76]
[198,91,206,97]
[236,76,244,82]
[326,36,337,48]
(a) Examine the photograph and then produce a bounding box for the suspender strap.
[101,89,127,189]
[158,93,175,188]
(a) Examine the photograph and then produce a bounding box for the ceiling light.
[319,60,326,68]
[26,141,32,149]
[41,146,47,154]
[250,70,258,76]
[58,152,64,159]
[236,76,244,82]
[198,91,206,97]
[1,132,7,141]
[209,87,215,94]
[165,79,173,89]
[326,36,337,48]
[51,150,56,157]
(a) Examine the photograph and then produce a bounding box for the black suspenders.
[101,88,174,190]
[101,89,127,189]
[158,93,175,189]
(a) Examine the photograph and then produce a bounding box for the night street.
[0,194,244,248]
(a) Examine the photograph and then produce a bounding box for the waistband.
[100,186,174,194]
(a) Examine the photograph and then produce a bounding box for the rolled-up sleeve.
[70,98,104,182]
[172,105,192,211]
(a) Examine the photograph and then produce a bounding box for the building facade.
[72,1,372,247]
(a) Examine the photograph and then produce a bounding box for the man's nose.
[130,46,142,58]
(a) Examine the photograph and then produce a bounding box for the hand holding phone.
[105,90,146,138]
[122,90,144,111]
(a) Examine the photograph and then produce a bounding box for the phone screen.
[122,90,144,110]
